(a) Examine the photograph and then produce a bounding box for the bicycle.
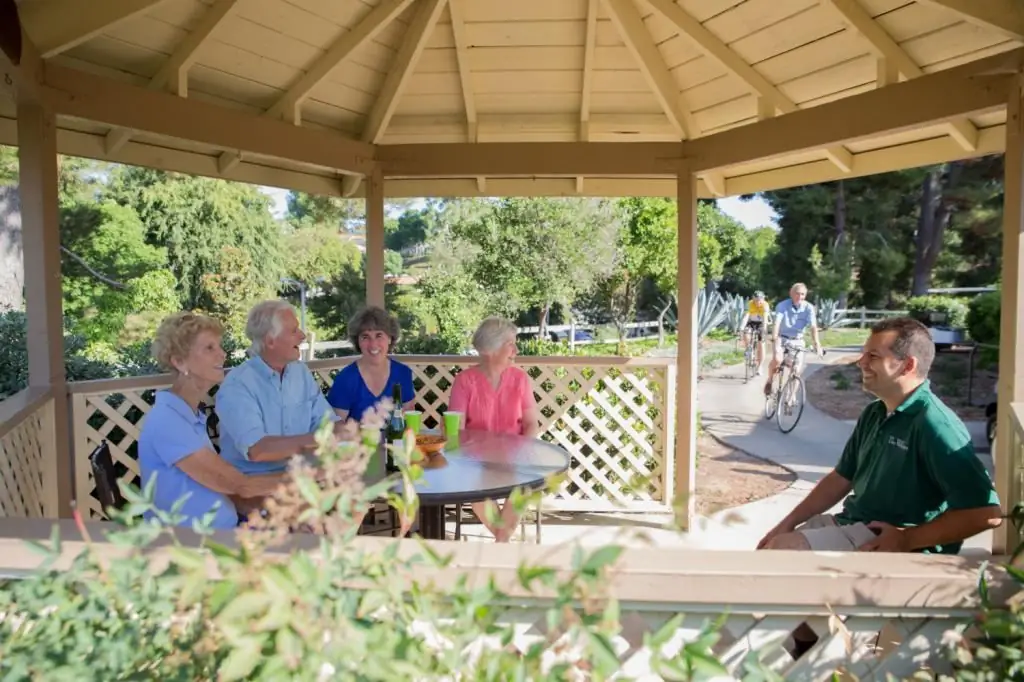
[764,341,824,433]
[742,325,764,383]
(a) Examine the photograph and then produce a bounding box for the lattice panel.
[72,358,674,515]
[485,607,954,680]
[0,398,53,518]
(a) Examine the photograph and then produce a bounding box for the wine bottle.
[384,382,404,472]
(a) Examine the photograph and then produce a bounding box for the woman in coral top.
[448,316,541,542]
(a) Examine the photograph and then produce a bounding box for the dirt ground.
[695,434,796,516]
[806,350,997,421]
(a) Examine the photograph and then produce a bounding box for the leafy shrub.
[966,290,1000,347]
[906,295,969,329]
[0,412,773,681]
[516,338,569,357]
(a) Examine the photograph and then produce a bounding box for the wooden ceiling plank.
[18,0,172,58]
[105,0,241,155]
[266,0,415,122]
[915,0,1024,42]
[825,0,980,152]
[645,0,854,173]
[603,0,694,139]
[448,0,485,190]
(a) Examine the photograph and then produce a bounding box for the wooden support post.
[994,75,1024,555]
[675,167,698,529]
[364,166,386,308]
[18,93,73,518]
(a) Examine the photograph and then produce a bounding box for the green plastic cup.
[443,411,463,449]
[404,410,423,434]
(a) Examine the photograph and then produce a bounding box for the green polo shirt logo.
[833,380,999,554]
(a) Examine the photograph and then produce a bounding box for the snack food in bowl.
[415,433,446,456]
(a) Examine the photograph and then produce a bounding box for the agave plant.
[816,298,845,329]
[697,288,727,339]
[722,293,747,335]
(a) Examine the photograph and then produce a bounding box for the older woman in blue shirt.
[138,312,284,529]
[327,306,415,424]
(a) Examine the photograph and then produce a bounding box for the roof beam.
[377,47,1022,177]
[644,0,853,172]
[603,0,695,139]
[40,62,376,176]
[683,47,1020,172]
[18,0,171,59]
[447,0,485,193]
[824,0,980,152]
[915,0,1024,42]
[104,0,240,155]
[265,0,414,123]
[361,0,447,144]
[578,0,599,194]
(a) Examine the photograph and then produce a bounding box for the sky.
[258,187,778,230]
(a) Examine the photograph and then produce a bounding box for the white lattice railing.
[68,355,676,520]
[1002,402,1024,553]
[0,517,1011,680]
[0,387,57,518]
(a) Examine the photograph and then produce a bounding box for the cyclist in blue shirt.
[765,282,823,395]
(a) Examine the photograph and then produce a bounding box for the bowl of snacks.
[415,433,446,457]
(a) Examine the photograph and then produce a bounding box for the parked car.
[549,329,595,343]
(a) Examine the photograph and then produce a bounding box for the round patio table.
[368,429,570,540]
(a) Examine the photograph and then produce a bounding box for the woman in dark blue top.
[327,306,415,424]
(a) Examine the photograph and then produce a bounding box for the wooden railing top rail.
[66,354,676,395]
[0,518,1011,615]
[0,386,54,441]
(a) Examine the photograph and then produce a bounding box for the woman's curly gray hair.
[348,306,401,353]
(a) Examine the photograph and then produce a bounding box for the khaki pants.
[796,514,877,551]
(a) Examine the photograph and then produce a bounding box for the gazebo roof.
[3,0,1022,198]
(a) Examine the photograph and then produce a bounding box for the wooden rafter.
[825,0,980,152]
[603,0,695,140]
[40,62,376,177]
[644,0,852,173]
[342,0,447,197]
[105,0,240,155]
[915,0,1024,42]
[577,0,600,194]
[266,0,414,124]
[876,57,899,87]
[19,0,171,58]
[361,0,447,144]
[447,0,484,193]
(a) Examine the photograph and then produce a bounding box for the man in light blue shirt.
[765,282,823,395]
[216,300,343,475]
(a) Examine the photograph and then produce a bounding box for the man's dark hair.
[870,316,935,378]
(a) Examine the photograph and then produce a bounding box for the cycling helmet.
[754,290,765,299]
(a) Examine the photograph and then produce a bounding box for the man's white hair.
[246,299,296,356]
[472,316,518,355]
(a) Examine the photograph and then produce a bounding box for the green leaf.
[167,546,206,572]
[581,545,624,575]
[649,614,684,649]
[586,630,622,678]
[216,590,273,625]
[218,636,264,681]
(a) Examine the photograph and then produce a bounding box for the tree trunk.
[0,185,24,311]
[538,302,550,339]
[911,165,958,296]
[834,180,848,309]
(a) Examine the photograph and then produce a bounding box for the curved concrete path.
[695,347,992,553]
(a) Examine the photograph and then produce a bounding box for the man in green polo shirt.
[757,316,1001,555]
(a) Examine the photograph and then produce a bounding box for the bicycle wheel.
[764,371,781,419]
[776,375,806,434]
[744,344,754,383]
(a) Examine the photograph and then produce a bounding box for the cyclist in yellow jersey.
[740,291,771,375]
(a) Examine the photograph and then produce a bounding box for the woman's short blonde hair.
[348,306,401,352]
[151,312,224,373]
[472,317,518,355]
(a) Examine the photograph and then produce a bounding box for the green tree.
[282,225,362,286]
[286,191,364,229]
[59,200,179,344]
[386,208,431,253]
[444,198,620,333]
[105,167,283,311]
[201,246,278,339]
